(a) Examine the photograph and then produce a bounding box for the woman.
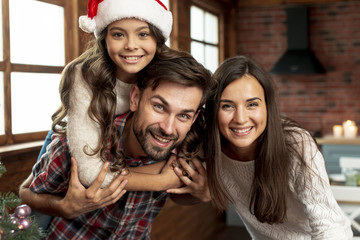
[205,55,353,239]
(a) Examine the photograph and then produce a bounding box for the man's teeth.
[232,127,252,133]
[154,134,171,143]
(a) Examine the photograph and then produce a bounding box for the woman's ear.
[129,86,140,112]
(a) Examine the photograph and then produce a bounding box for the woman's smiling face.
[218,75,267,159]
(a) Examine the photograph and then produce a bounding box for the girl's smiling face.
[218,75,267,160]
[105,18,157,83]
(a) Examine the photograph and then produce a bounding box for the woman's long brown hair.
[205,56,318,224]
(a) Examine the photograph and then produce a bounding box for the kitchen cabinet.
[316,136,360,174]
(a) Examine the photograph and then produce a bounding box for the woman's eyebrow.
[246,97,262,102]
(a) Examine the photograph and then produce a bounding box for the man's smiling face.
[130,81,202,161]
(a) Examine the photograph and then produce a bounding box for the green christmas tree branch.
[0,161,44,239]
[1,192,21,216]
[0,160,6,177]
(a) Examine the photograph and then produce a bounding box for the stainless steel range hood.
[270,6,325,75]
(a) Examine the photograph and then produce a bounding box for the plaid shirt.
[30,112,169,239]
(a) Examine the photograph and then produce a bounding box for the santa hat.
[79,0,173,40]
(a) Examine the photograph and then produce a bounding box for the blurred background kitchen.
[0,0,359,239]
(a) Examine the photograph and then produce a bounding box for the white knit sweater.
[220,130,353,240]
[67,66,134,187]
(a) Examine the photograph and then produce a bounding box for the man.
[19,51,213,239]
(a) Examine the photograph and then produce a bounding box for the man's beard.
[133,124,180,162]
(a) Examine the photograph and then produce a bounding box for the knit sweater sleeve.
[289,130,353,240]
[67,67,130,188]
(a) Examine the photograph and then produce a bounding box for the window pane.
[190,6,204,41]
[9,0,65,66]
[11,72,61,134]
[205,45,219,73]
[0,0,3,61]
[191,41,205,66]
[0,72,4,135]
[205,12,219,44]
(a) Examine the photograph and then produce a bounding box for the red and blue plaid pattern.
[30,112,169,239]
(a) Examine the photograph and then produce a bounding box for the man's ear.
[129,86,140,112]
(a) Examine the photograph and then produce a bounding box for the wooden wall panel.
[237,0,346,7]
[151,199,222,240]
[0,149,39,194]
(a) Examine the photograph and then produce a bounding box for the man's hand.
[60,157,128,219]
[166,157,211,203]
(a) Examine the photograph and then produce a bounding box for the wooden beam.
[2,0,12,145]
[64,0,80,62]
[0,140,43,157]
[237,0,345,7]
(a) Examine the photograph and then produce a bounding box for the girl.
[204,56,353,239]
[41,0,178,188]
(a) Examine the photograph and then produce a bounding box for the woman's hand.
[166,157,211,203]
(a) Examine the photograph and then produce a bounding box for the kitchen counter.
[316,136,360,145]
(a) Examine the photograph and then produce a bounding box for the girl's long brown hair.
[51,23,173,172]
[205,56,318,224]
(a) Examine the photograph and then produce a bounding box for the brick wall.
[236,1,360,136]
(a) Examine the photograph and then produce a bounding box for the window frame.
[190,0,225,69]
[0,0,80,146]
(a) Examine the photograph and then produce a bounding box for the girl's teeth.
[125,56,140,61]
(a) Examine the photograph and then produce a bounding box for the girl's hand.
[159,155,183,189]
[60,157,128,219]
[166,157,211,203]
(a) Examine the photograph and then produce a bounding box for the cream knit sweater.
[220,130,353,240]
[67,66,134,187]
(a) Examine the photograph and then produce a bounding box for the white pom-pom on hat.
[79,16,96,33]
[78,0,173,40]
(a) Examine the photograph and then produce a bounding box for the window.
[0,0,77,145]
[190,5,219,73]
